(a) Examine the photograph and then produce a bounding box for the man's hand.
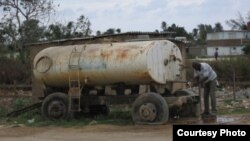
[199,76,209,84]
[192,76,200,87]
[192,81,205,87]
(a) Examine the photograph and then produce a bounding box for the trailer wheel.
[42,92,70,120]
[173,89,200,117]
[132,93,169,125]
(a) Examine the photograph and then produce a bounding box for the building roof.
[208,30,250,33]
[26,31,175,47]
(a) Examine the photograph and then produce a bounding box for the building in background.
[206,30,250,57]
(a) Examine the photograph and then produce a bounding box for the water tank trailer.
[33,40,199,124]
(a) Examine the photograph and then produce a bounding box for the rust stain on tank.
[101,51,113,59]
[133,71,150,80]
[116,49,129,60]
[87,45,144,61]
[87,48,99,53]
[126,45,141,49]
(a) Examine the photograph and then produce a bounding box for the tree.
[0,0,55,28]
[103,28,116,35]
[191,24,214,45]
[167,24,190,38]
[43,23,64,40]
[0,19,18,48]
[192,28,198,39]
[161,21,167,32]
[104,28,115,35]
[44,15,92,40]
[197,24,213,41]
[96,30,101,36]
[213,22,223,32]
[242,45,250,55]
[19,19,45,44]
[116,28,121,34]
[0,0,55,53]
[158,22,192,40]
[75,15,92,37]
[226,11,250,30]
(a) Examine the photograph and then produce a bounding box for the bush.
[210,57,250,82]
[242,45,250,55]
[0,56,31,84]
[12,98,33,110]
[186,57,250,82]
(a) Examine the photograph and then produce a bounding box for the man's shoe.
[201,112,217,119]
[210,112,217,117]
[201,112,210,117]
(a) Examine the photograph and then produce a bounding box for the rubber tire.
[42,92,70,120]
[173,89,200,117]
[132,92,169,125]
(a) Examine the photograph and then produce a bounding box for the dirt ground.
[0,87,250,141]
[0,124,170,141]
[0,114,250,141]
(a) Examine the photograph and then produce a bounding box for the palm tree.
[161,21,167,32]
[226,12,250,30]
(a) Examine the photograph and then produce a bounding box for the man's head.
[192,62,201,71]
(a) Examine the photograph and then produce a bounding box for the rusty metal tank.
[33,40,182,87]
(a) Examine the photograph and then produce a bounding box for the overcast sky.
[2,0,250,34]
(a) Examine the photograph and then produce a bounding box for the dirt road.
[1,115,250,141]
[0,125,171,141]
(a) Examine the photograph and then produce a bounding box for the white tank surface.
[33,40,183,87]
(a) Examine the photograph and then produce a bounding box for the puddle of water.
[216,116,241,124]
[170,115,250,124]
[170,117,203,124]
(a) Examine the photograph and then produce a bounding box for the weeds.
[218,107,250,115]
[0,56,31,84]
[218,99,250,115]
[0,97,133,127]
[12,98,33,110]
[211,57,250,82]
[186,57,250,82]
[0,103,134,127]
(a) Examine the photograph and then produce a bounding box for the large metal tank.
[33,40,182,87]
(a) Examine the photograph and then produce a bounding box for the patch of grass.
[0,107,8,117]
[0,107,8,124]
[218,99,250,115]
[28,118,93,127]
[94,109,133,125]
[1,107,134,127]
[12,98,34,110]
[223,99,242,105]
[0,99,134,127]
[218,107,250,115]
[0,98,36,124]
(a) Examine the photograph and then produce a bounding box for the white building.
[206,30,250,57]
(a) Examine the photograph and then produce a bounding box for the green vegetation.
[186,57,250,82]
[0,99,133,127]
[218,107,250,115]
[0,106,8,117]
[4,108,133,127]
[218,99,250,115]
[0,56,31,84]
[242,45,250,55]
[210,57,250,82]
[12,98,34,110]
[226,12,250,30]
